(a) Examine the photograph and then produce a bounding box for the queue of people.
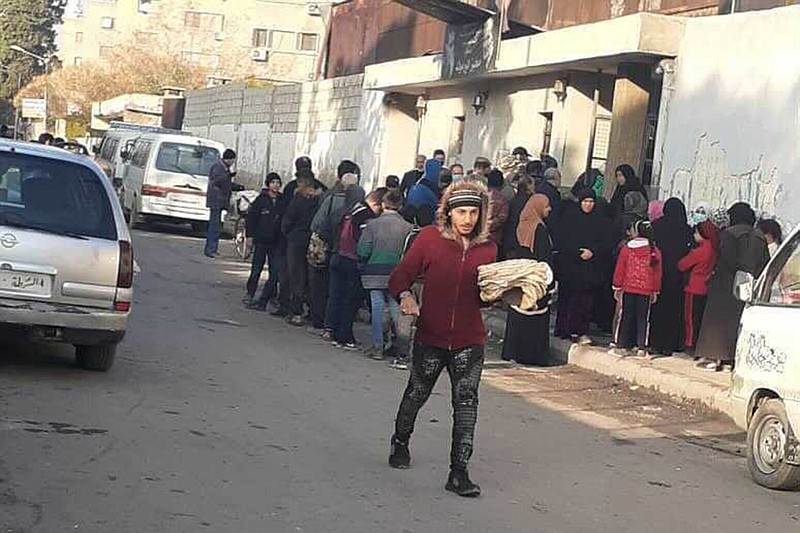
[221,147,782,497]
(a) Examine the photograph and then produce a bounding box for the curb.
[483,309,734,419]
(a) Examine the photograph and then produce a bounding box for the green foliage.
[0,0,66,120]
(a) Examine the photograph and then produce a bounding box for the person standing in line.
[385,175,400,191]
[501,194,556,366]
[358,190,413,360]
[553,189,610,345]
[245,173,287,311]
[283,156,327,199]
[610,220,662,358]
[450,163,465,182]
[649,198,693,357]
[387,180,497,497]
[609,164,648,216]
[400,154,426,200]
[486,169,509,251]
[204,148,237,258]
[677,220,719,356]
[281,171,320,326]
[433,149,446,163]
[328,188,385,349]
[696,202,770,371]
[536,167,562,227]
[757,218,783,257]
[406,159,442,213]
[471,157,492,182]
[502,176,534,260]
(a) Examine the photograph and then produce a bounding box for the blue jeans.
[370,289,399,351]
[204,208,223,256]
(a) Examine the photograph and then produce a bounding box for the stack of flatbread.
[478,259,552,311]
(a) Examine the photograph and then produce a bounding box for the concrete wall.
[654,6,800,228]
[183,74,387,191]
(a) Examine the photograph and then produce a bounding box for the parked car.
[120,133,225,232]
[731,224,800,490]
[94,128,142,199]
[0,139,133,371]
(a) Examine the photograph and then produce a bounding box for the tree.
[0,0,66,123]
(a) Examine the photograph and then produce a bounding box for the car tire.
[75,344,117,372]
[747,398,800,490]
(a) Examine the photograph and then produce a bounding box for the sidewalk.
[482,308,734,419]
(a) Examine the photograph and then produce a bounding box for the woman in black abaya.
[649,198,692,356]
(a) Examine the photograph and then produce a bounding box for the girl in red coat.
[611,221,663,357]
[677,220,719,354]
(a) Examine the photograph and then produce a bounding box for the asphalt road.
[2,226,799,532]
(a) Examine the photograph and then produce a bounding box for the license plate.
[169,193,203,206]
[0,271,53,296]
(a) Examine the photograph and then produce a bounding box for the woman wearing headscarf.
[554,189,611,345]
[621,191,649,236]
[649,198,693,356]
[502,176,534,259]
[648,200,665,222]
[696,202,770,371]
[610,164,648,215]
[501,194,556,365]
[592,196,620,334]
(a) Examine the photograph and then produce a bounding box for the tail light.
[142,185,167,197]
[117,241,134,288]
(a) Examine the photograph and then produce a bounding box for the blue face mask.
[692,212,709,225]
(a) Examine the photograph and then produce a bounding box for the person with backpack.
[406,159,442,213]
[244,173,287,312]
[677,220,719,356]
[327,188,385,349]
[610,220,663,358]
[358,190,413,360]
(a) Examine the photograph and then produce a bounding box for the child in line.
[678,220,718,356]
[611,221,662,358]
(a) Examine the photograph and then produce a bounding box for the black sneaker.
[445,467,481,497]
[388,436,410,469]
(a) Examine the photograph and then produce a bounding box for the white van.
[95,129,141,197]
[731,225,800,490]
[121,133,225,231]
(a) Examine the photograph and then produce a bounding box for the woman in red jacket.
[611,221,663,358]
[677,220,719,355]
[387,180,497,498]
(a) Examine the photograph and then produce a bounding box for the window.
[0,152,117,240]
[131,141,152,169]
[73,57,83,67]
[100,17,115,29]
[297,32,318,52]
[766,238,800,307]
[99,138,118,162]
[540,112,553,157]
[183,11,224,32]
[99,46,114,59]
[253,28,269,48]
[269,30,294,51]
[155,143,221,176]
[75,32,83,44]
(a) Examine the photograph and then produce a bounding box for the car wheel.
[75,344,117,371]
[747,398,800,490]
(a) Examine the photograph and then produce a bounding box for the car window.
[155,143,220,177]
[0,152,117,240]
[766,237,800,307]
[131,141,151,168]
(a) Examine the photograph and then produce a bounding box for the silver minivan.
[0,140,133,371]
[121,133,225,231]
[732,225,800,490]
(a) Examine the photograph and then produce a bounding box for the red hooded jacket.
[389,226,497,351]
[613,238,663,296]
[677,239,717,295]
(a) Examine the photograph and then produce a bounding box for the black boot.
[388,436,411,469]
[445,466,481,497]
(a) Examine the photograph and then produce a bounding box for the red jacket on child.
[613,238,663,296]
[677,239,716,295]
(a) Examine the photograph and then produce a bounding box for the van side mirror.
[120,149,130,161]
[92,144,101,155]
[734,270,755,303]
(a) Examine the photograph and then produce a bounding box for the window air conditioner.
[251,48,269,62]
[307,3,322,16]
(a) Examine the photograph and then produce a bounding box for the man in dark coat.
[696,202,770,371]
[399,154,426,201]
[204,148,237,258]
[245,173,287,312]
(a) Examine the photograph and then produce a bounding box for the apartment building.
[57,0,327,83]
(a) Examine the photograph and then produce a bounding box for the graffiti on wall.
[666,134,785,221]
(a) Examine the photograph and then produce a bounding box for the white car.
[0,139,133,371]
[732,225,800,490]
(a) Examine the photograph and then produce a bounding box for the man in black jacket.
[399,154,426,201]
[245,173,287,311]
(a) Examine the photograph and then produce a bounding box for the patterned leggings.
[394,343,484,469]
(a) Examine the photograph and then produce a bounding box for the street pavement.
[1,225,799,532]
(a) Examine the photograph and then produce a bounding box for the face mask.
[692,211,709,225]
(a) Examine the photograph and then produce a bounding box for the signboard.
[21,99,47,119]
[442,17,499,79]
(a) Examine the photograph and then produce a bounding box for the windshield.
[155,143,220,177]
[0,152,117,240]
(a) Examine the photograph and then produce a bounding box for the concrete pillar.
[603,63,653,198]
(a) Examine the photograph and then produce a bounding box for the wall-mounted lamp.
[553,78,568,102]
[472,91,488,115]
[415,95,428,118]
